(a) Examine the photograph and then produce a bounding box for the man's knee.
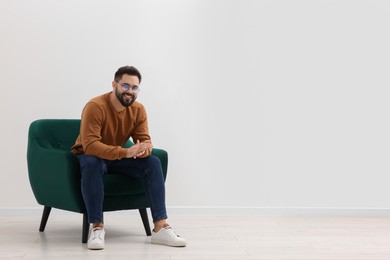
[77,155,105,172]
[146,155,161,168]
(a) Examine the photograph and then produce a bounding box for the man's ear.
[112,81,116,90]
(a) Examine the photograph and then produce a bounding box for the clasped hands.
[126,140,153,159]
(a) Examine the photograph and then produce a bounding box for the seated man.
[71,65,186,250]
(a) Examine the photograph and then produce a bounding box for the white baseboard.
[1,207,390,216]
[166,206,390,216]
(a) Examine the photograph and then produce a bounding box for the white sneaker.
[151,226,187,247]
[87,227,105,250]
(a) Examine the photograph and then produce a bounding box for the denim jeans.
[76,154,167,224]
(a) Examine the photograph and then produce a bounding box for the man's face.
[113,74,140,107]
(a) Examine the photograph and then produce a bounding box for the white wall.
[1,0,389,210]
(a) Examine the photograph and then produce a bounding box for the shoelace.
[91,228,104,239]
[164,226,181,237]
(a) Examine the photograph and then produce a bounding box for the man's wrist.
[125,148,134,158]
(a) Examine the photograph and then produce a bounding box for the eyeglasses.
[118,83,140,93]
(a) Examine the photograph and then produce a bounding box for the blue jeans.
[76,154,167,224]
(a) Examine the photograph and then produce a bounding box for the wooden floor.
[1,211,390,259]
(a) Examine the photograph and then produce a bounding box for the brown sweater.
[71,92,152,160]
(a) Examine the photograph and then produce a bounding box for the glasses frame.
[117,82,140,93]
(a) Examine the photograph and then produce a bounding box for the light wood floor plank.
[1,212,389,259]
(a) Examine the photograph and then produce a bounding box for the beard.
[115,87,137,107]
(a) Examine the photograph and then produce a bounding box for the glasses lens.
[121,84,130,91]
[132,86,140,93]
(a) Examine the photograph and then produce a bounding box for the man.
[71,66,186,250]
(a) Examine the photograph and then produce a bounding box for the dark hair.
[114,66,142,83]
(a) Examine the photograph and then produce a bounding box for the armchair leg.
[139,208,152,236]
[82,213,89,244]
[39,206,52,232]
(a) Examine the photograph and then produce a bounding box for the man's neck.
[109,92,125,113]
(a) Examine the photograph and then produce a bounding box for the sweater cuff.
[118,147,128,159]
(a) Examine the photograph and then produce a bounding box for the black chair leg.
[39,206,52,232]
[139,208,152,236]
[82,213,89,243]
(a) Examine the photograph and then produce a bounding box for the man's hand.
[126,140,153,159]
[135,150,146,158]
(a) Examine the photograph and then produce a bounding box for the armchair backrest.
[28,119,81,152]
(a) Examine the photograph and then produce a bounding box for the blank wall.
[0,0,389,210]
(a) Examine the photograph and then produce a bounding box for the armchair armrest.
[27,139,85,213]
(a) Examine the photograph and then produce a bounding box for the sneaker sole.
[151,239,187,247]
[87,244,105,250]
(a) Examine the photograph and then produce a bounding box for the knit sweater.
[71,92,152,160]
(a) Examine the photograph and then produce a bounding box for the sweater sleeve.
[80,102,128,160]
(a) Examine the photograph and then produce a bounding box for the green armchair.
[27,119,168,243]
